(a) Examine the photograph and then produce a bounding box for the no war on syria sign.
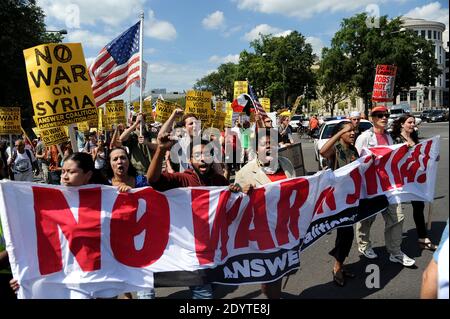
[24,43,98,129]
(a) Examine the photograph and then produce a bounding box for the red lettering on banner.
[110,188,169,267]
[364,147,394,194]
[391,144,410,187]
[400,145,422,184]
[313,187,336,216]
[192,190,242,265]
[417,140,433,183]
[346,167,362,204]
[33,187,101,275]
[235,188,275,250]
[275,178,309,245]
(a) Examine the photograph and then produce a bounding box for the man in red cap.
[354,105,415,267]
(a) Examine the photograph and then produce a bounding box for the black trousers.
[329,226,354,263]
[412,201,428,239]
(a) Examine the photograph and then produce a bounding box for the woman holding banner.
[391,114,438,251]
[9,152,108,298]
[319,121,358,286]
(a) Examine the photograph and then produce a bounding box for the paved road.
[151,122,448,299]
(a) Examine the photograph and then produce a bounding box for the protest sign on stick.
[23,43,98,129]
[372,64,397,103]
[0,107,21,135]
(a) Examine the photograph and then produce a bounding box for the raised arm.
[320,124,353,159]
[119,114,142,143]
[158,108,184,139]
[146,133,175,183]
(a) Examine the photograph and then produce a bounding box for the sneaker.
[389,252,415,267]
[358,247,378,259]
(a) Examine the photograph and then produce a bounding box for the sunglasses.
[374,113,390,119]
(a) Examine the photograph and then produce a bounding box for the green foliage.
[194,63,238,101]
[328,13,440,117]
[194,31,316,108]
[0,0,63,127]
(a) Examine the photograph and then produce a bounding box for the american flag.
[89,21,141,107]
[248,84,268,118]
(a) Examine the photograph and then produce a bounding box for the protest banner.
[0,107,21,135]
[0,137,439,298]
[260,98,271,113]
[155,99,177,123]
[185,90,212,127]
[233,81,248,100]
[105,100,126,127]
[37,126,69,146]
[23,43,98,129]
[372,64,397,102]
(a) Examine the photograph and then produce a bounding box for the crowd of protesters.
[0,106,448,299]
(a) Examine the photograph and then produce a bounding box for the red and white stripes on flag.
[248,84,268,118]
[89,21,141,107]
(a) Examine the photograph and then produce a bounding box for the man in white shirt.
[7,139,37,182]
[354,106,415,267]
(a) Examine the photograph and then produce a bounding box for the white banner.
[0,137,439,298]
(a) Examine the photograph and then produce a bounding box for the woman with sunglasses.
[391,114,438,251]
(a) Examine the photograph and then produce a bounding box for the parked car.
[427,109,448,122]
[420,109,433,121]
[289,115,305,132]
[387,104,411,129]
[313,119,373,170]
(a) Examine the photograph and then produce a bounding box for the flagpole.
[139,12,144,136]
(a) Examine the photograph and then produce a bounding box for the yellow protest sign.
[97,107,104,131]
[38,126,69,147]
[134,100,154,123]
[224,102,233,128]
[260,98,271,113]
[0,107,21,134]
[23,43,98,129]
[233,81,248,100]
[155,99,177,123]
[185,90,212,128]
[215,100,226,112]
[105,100,126,127]
[32,127,40,137]
[212,111,227,131]
[77,121,90,132]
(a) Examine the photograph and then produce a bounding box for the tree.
[317,47,351,116]
[329,13,440,117]
[194,63,238,101]
[0,0,63,128]
[240,31,316,107]
[193,31,316,108]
